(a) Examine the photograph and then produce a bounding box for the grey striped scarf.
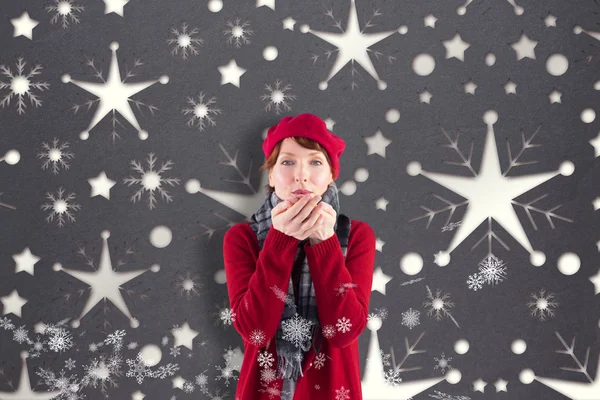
[249,181,350,399]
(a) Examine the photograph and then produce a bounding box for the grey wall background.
[0,0,599,399]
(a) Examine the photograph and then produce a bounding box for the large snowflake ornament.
[41,186,81,227]
[46,0,85,29]
[281,313,313,347]
[0,57,50,114]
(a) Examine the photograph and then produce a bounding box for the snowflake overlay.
[38,137,75,174]
[261,79,297,115]
[282,314,314,347]
[46,0,85,29]
[0,57,50,114]
[527,288,558,321]
[401,308,420,329]
[182,92,222,131]
[224,18,254,47]
[41,186,81,227]
[167,22,204,59]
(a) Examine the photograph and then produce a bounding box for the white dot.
[446,369,461,384]
[557,252,580,275]
[511,339,527,354]
[110,42,119,51]
[400,252,423,275]
[138,130,148,140]
[573,25,583,35]
[130,318,139,328]
[208,0,223,12]
[140,344,162,366]
[185,179,201,194]
[263,46,278,61]
[318,81,328,90]
[354,168,369,182]
[150,264,160,273]
[80,131,89,140]
[483,110,498,125]
[299,24,309,33]
[377,81,387,90]
[339,180,357,195]
[215,269,226,284]
[485,52,496,66]
[61,74,71,83]
[71,319,80,328]
[150,226,172,248]
[4,149,20,165]
[367,316,382,331]
[559,161,574,176]
[454,339,469,354]
[581,108,595,123]
[398,25,408,34]
[385,108,400,123]
[52,262,62,272]
[412,53,435,76]
[457,6,466,15]
[546,53,569,76]
[519,369,535,384]
[435,251,450,267]
[530,251,546,266]
[406,161,422,176]
[159,75,169,84]
[594,80,600,90]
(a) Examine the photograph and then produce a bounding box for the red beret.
[262,113,346,180]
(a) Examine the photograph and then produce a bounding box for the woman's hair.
[259,136,333,192]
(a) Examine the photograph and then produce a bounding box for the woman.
[223,113,376,399]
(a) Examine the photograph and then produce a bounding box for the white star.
[324,117,336,131]
[371,266,393,295]
[442,33,471,61]
[510,32,538,60]
[364,130,391,157]
[88,171,116,199]
[303,0,399,90]
[10,11,39,40]
[375,196,389,211]
[131,390,145,400]
[0,351,61,399]
[589,132,600,158]
[464,80,477,94]
[12,247,41,276]
[54,230,151,327]
[218,59,246,88]
[424,14,437,28]
[172,375,185,389]
[103,0,130,16]
[282,16,296,31]
[62,42,168,141]
[589,269,600,295]
[504,80,517,94]
[473,378,487,392]
[593,197,600,211]
[172,322,199,350]
[414,110,562,264]
[548,89,562,104]
[1,289,28,318]
[494,378,508,392]
[256,0,275,10]
[419,89,432,104]
[375,237,385,252]
[544,14,557,28]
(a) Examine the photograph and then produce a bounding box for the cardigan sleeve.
[223,224,299,347]
[304,221,376,348]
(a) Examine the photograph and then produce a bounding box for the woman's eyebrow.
[279,151,322,156]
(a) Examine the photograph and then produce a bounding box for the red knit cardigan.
[223,220,376,400]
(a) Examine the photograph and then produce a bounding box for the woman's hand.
[304,202,337,245]
[271,193,325,240]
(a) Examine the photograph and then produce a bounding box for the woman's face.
[269,138,334,200]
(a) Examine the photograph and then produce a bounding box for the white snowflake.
[527,288,558,321]
[250,329,267,346]
[401,308,420,329]
[219,307,236,326]
[123,152,181,210]
[257,351,274,368]
[161,336,169,346]
[433,352,453,374]
[104,329,125,350]
[127,341,138,350]
[167,22,203,59]
[170,346,181,357]
[224,18,254,48]
[183,381,195,393]
[423,286,455,321]
[46,0,85,29]
[28,336,47,358]
[429,390,472,400]
[259,381,286,399]
[37,137,74,174]
[182,92,222,131]
[477,254,507,286]
[335,385,350,400]
[384,368,402,386]
[336,317,352,333]
[0,316,15,330]
[466,273,484,291]
[260,79,297,115]
[0,57,50,114]
[12,326,29,344]
[313,352,326,369]
[65,358,76,370]
[335,282,357,296]
[173,268,202,299]
[260,367,276,383]
[271,285,294,306]
[195,372,208,386]
[125,352,154,384]
[41,186,81,227]
[83,359,117,391]
[47,327,74,353]
[282,314,314,347]
[322,324,336,339]
[215,363,237,386]
[36,367,83,399]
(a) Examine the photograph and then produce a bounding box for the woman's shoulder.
[347,219,375,237]
[224,221,253,241]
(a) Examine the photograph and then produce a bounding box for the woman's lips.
[292,189,312,196]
